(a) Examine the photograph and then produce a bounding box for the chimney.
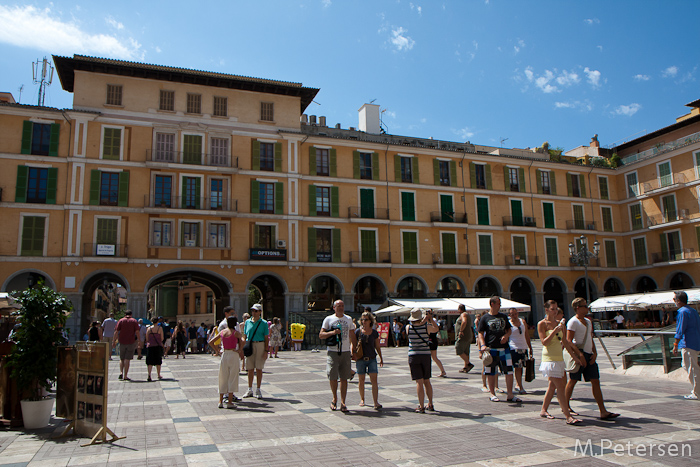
[309,115,317,125]
[319,116,326,127]
[358,103,381,134]
[301,114,308,124]
[590,134,600,148]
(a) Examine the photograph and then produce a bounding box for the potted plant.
[7,281,72,429]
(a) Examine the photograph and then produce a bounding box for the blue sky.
[1,1,698,151]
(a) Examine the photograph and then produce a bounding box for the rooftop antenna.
[500,137,509,148]
[32,57,54,107]
[380,108,388,134]
[17,85,24,104]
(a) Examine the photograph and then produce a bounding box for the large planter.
[20,397,54,429]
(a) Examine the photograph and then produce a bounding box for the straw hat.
[408,307,424,322]
[250,304,262,312]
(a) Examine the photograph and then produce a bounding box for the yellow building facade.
[0,55,697,339]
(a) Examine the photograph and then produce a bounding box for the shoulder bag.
[243,319,263,357]
[354,329,364,360]
[563,320,589,373]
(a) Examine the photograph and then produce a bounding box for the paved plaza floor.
[1,337,698,466]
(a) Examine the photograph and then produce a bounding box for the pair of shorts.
[455,337,471,356]
[429,334,439,351]
[356,358,378,374]
[245,341,267,370]
[408,354,431,380]
[120,342,137,360]
[539,360,565,379]
[511,349,528,368]
[483,348,513,376]
[327,351,353,380]
[569,352,600,382]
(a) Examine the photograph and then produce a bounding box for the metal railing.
[430,211,467,223]
[83,243,128,257]
[642,173,688,194]
[349,251,392,264]
[565,220,597,231]
[144,195,238,211]
[432,253,470,265]
[647,209,689,226]
[651,248,696,263]
[502,216,537,227]
[348,206,390,220]
[146,149,239,168]
[621,129,700,165]
[504,255,539,266]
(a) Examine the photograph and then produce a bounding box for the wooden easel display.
[58,342,124,446]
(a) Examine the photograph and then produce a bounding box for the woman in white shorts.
[538,300,581,425]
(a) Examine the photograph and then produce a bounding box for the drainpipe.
[384,144,391,276]
[461,148,469,279]
[527,160,538,276]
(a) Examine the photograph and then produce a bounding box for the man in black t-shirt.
[477,296,519,403]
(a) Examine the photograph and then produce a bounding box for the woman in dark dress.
[146,317,164,381]
[174,320,187,358]
[426,309,446,377]
[88,321,102,341]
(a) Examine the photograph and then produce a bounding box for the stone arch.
[666,271,695,289]
[247,272,288,320]
[472,275,502,297]
[352,274,388,310]
[603,277,625,296]
[435,275,466,297]
[632,275,657,293]
[2,268,57,292]
[393,274,429,298]
[573,275,598,302]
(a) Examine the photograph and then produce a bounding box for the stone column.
[285,293,306,325]
[127,292,149,318]
[65,292,83,344]
[228,292,247,321]
[342,293,355,314]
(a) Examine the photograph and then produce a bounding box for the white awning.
[589,288,700,312]
[374,297,531,317]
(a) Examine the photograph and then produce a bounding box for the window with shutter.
[478,234,493,266]
[316,186,330,216]
[626,173,638,197]
[441,232,457,264]
[402,231,418,264]
[182,177,200,209]
[601,207,613,232]
[545,237,558,266]
[25,167,49,203]
[658,161,672,187]
[400,157,413,183]
[213,97,227,117]
[102,127,122,160]
[598,176,609,200]
[573,205,585,230]
[183,135,202,165]
[259,182,274,213]
[630,204,643,230]
[476,197,489,225]
[186,93,202,114]
[259,143,275,171]
[155,133,175,162]
[152,221,172,246]
[106,85,122,106]
[604,240,616,267]
[543,202,555,229]
[360,229,377,263]
[360,189,374,219]
[210,138,229,166]
[100,172,120,206]
[633,237,647,266]
[20,216,46,256]
[401,192,415,221]
[159,90,174,111]
[96,218,118,245]
[316,229,332,262]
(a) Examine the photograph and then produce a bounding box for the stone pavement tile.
[183,451,226,466]
[536,457,619,466]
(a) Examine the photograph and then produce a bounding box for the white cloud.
[0,5,142,60]
[597,45,603,52]
[106,17,124,30]
[473,40,478,50]
[525,67,583,93]
[514,38,525,54]
[554,100,593,111]
[410,3,422,15]
[584,18,600,25]
[453,126,475,140]
[615,103,641,116]
[556,70,580,87]
[662,66,678,78]
[322,0,332,8]
[583,67,601,87]
[390,27,415,51]
[634,74,650,81]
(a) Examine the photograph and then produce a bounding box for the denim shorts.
[356,358,378,374]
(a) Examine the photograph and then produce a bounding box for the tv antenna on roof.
[32,57,54,107]
[500,137,509,148]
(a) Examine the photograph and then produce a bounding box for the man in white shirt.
[319,300,357,412]
[101,313,117,360]
[565,297,620,420]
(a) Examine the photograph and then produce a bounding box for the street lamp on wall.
[569,235,600,305]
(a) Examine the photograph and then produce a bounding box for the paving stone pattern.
[0,337,698,466]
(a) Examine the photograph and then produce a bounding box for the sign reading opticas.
[249,249,287,261]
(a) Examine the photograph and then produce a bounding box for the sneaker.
[222,395,228,403]
[218,402,224,409]
[226,403,236,409]
[230,394,240,402]
[684,394,698,400]
[255,389,263,400]
[243,389,254,398]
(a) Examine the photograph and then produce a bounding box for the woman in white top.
[508,308,533,395]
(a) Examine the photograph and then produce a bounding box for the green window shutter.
[412,159,419,184]
[332,228,341,262]
[442,233,456,264]
[394,155,401,181]
[696,226,700,251]
[543,202,555,228]
[360,230,376,262]
[469,162,476,188]
[634,238,647,266]
[274,143,282,172]
[15,166,28,203]
[48,123,60,157]
[503,166,510,190]
[433,159,440,185]
[46,167,58,204]
[274,182,283,214]
[519,168,526,192]
[183,135,202,164]
[352,151,360,179]
[309,147,317,175]
[372,153,380,180]
[602,207,613,232]
[476,198,489,225]
[250,180,260,213]
[660,234,669,262]
[485,164,492,189]
[513,236,526,259]
[511,200,523,226]
[545,238,558,266]
[21,121,33,155]
[270,225,276,245]
[599,177,609,200]
[450,160,457,187]
[253,225,260,248]
[252,140,260,170]
[478,235,493,265]
[21,216,45,256]
[307,227,317,262]
[103,128,121,160]
[550,171,557,195]
[308,185,316,216]
[630,204,642,230]
[89,170,101,205]
[180,223,184,247]
[330,149,337,177]
[403,232,418,264]
[440,194,453,222]
[579,175,586,197]
[181,177,187,209]
[331,186,339,217]
[401,192,415,221]
[97,218,118,244]
[536,170,542,194]
[360,189,374,218]
[194,177,201,209]
[117,171,130,207]
[566,174,573,197]
[605,240,616,267]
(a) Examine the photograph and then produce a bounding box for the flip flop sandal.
[566,418,583,425]
[459,368,469,373]
[600,413,620,420]
[373,404,383,410]
[489,395,500,402]
[540,412,555,420]
[569,410,579,416]
[507,396,522,403]
[340,404,349,413]
[330,401,338,411]
[427,404,435,412]
[358,401,365,407]
[415,406,425,413]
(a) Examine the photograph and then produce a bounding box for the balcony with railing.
[621,129,700,165]
[432,253,470,265]
[146,149,239,168]
[641,173,688,195]
[144,195,238,211]
[430,211,468,223]
[648,209,689,227]
[502,216,537,227]
[652,248,697,264]
[504,255,539,266]
[83,243,128,257]
[565,220,597,231]
[349,251,392,264]
[348,206,390,220]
